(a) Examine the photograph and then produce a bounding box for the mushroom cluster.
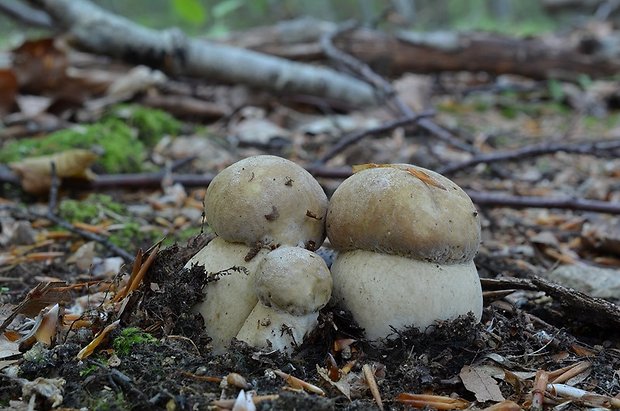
[185,155,330,352]
[187,157,483,352]
[326,164,483,341]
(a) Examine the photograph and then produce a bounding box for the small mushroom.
[236,246,332,353]
[185,155,328,352]
[205,155,328,249]
[326,164,482,341]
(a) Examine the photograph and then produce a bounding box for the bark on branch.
[230,18,620,81]
[24,0,377,107]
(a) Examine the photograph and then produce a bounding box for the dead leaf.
[352,163,446,190]
[403,166,447,190]
[0,69,17,115]
[0,333,21,370]
[0,282,71,334]
[459,365,505,402]
[9,149,98,193]
[12,38,68,93]
[273,369,325,396]
[76,319,120,360]
[396,393,470,410]
[483,400,522,411]
[317,365,352,400]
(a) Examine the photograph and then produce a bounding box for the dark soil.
[1,230,618,410]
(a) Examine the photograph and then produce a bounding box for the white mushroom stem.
[330,250,483,341]
[235,246,332,353]
[185,237,268,352]
[236,303,318,353]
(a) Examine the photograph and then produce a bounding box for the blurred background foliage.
[0,0,574,45]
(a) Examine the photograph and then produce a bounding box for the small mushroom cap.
[255,246,332,315]
[206,155,328,249]
[326,165,480,264]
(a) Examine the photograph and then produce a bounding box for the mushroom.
[236,246,332,353]
[326,164,482,341]
[185,155,328,351]
[204,155,328,250]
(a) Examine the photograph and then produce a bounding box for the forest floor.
[1,27,620,411]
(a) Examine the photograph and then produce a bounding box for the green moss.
[113,327,158,357]
[112,104,181,146]
[0,118,144,173]
[108,221,161,250]
[0,105,182,173]
[79,363,100,378]
[88,391,129,411]
[59,194,126,224]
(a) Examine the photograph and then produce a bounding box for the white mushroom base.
[330,250,483,341]
[236,303,318,353]
[185,237,268,352]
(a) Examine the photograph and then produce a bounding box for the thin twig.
[467,190,620,214]
[3,169,620,215]
[48,162,59,213]
[36,210,134,262]
[321,21,476,154]
[439,139,620,175]
[316,111,435,164]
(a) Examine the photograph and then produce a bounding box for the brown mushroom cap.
[254,246,332,316]
[205,155,328,249]
[326,165,480,264]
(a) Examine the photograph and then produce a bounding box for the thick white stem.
[185,237,268,352]
[330,250,482,341]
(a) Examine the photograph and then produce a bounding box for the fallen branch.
[467,190,620,214]
[320,22,476,156]
[229,18,620,81]
[0,0,52,28]
[315,111,435,164]
[22,0,377,108]
[439,139,620,175]
[3,167,619,215]
[481,277,620,329]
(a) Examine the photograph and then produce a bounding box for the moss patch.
[108,221,161,251]
[59,194,126,224]
[0,105,182,173]
[0,118,144,173]
[113,328,159,357]
[113,104,181,146]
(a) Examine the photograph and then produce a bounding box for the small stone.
[547,264,620,300]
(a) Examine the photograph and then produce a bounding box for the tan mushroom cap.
[254,246,332,316]
[206,155,328,249]
[326,165,480,264]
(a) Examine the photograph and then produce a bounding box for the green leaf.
[547,79,564,103]
[172,0,206,26]
[213,0,244,19]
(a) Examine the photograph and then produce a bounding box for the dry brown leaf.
[395,393,470,410]
[12,38,67,91]
[273,370,325,396]
[9,149,98,193]
[483,400,522,411]
[460,365,505,403]
[316,365,352,400]
[0,69,18,116]
[352,163,446,190]
[76,319,120,360]
[0,282,71,334]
